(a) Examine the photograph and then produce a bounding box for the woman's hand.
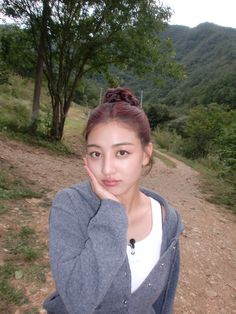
[83,158,120,203]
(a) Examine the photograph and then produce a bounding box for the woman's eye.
[89,152,101,158]
[117,150,129,157]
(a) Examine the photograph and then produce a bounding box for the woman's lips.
[102,179,121,187]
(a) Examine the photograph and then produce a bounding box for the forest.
[0,2,235,214]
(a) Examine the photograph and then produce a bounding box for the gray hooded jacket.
[43,181,183,314]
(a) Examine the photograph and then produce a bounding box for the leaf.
[15,270,23,280]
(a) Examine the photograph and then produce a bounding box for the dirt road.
[0,136,236,313]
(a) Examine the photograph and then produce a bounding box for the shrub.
[215,118,236,186]
[0,103,31,132]
[145,104,173,130]
[181,104,229,159]
[0,60,10,85]
[152,128,182,153]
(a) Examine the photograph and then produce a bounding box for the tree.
[1,0,179,140]
[215,112,236,186]
[0,25,35,77]
[145,104,173,130]
[182,104,229,159]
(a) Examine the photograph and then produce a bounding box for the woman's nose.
[102,156,115,176]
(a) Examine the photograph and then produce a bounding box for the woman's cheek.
[86,159,99,177]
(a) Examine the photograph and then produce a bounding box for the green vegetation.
[0,12,235,313]
[153,150,176,169]
[0,222,47,310]
[0,177,41,200]
[0,279,27,306]
[7,131,74,155]
[0,168,43,200]
[0,75,74,155]
[145,104,173,130]
[124,23,236,108]
[1,1,180,140]
[0,161,48,312]
[0,224,45,309]
[153,104,236,213]
[0,10,235,220]
[0,204,7,215]
[5,226,42,262]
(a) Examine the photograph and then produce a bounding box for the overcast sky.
[162,0,236,29]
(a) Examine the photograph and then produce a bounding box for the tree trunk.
[50,114,66,141]
[30,0,51,133]
[31,52,43,132]
[50,101,60,140]
[50,97,66,141]
[49,75,82,141]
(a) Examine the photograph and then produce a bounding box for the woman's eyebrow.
[86,142,134,148]
[113,142,134,147]
[86,144,101,148]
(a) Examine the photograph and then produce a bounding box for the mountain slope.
[122,23,236,108]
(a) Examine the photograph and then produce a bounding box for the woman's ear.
[142,142,153,167]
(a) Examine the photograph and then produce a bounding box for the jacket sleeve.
[152,241,181,314]
[48,188,128,314]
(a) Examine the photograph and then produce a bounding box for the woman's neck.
[118,187,144,216]
[121,188,152,242]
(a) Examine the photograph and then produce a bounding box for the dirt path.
[1,136,236,314]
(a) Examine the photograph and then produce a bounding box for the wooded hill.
[122,22,236,108]
[0,21,235,212]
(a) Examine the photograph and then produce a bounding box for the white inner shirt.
[127,197,163,293]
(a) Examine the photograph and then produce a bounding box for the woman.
[43,88,183,314]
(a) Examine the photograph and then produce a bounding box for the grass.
[0,75,74,311]
[0,160,48,311]
[153,149,176,168]
[157,147,236,214]
[24,264,47,284]
[0,74,74,156]
[0,204,7,215]
[0,128,74,156]
[0,263,28,307]
[1,224,47,309]
[0,75,88,156]
[5,226,42,262]
[0,171,43,201]
[65,107,86,134]
[63,105,87,149]
[0,263,16,280]
[0,280,28,306]
[196,163,236,212]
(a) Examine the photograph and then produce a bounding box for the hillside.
[1,131,236,313]
[120,23,236,108]
[1,22,236,108]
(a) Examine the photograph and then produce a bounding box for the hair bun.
[103,87,140,107]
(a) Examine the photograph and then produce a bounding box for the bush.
[145,104,173,130]
[167,115,188,137]
[181,104,229,159]
[0,103,31,132]
[152,128,182,153]
[0,60,10,85]
[215,117,236,186]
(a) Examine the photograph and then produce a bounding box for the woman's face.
[85,121,152,199]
